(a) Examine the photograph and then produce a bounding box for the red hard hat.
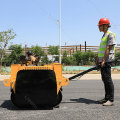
[98,18,110,26]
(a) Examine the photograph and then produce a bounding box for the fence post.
[70,49,71,56]
[73,48,74,53]
[80,44,81,51]
[85,41,86,52]
[76,46,77,52]
[25,44,27,55]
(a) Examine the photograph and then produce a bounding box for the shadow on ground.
[62,98,99,104]
[70,98,99,104]
[0,100,54,110]
[0,98,100,110]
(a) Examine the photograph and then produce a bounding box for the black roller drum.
[12,70,57,107]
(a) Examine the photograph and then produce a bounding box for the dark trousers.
[100,62,114,102]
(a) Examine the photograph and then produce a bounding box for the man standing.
[96,18,116,106]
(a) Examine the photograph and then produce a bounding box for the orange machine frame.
[3,63,69,94]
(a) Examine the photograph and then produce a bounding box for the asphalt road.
[0,80,120,120]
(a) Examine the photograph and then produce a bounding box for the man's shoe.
[97,99,107,104]
[103,100,113,106]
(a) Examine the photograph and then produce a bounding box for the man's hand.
[101,61,105,67]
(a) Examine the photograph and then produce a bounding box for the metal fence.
[5,44,120,55]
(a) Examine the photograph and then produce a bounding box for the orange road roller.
[3,62,100,109]
[3,63,69,108]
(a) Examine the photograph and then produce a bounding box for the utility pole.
[59,0,61,64]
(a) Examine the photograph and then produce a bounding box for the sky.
[0,0,120,48]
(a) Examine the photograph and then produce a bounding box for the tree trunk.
[0,49,4,66]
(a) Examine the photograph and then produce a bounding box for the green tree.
[73,51,83,65]
[73,50,96,65]
[64,56,76,65]
[41,55,49,65]
[82,50,96,65]
[114,51,120,66]
[31,45,45,59]
[48,45,59,55]
[0,29,16,65]
[2,54,11,66]
[3,44,24,66]
[48,45,59,62]
[62,51,68,65]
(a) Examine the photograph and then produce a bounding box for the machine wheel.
[52,90,62,107]
[11,91,18,107]
[11,91,24,108]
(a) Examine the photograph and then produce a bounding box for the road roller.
[3,63,99,109]
[3,63,69,108]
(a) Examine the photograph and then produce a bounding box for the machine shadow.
[68,98,99,104]
[0,100,54,110]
